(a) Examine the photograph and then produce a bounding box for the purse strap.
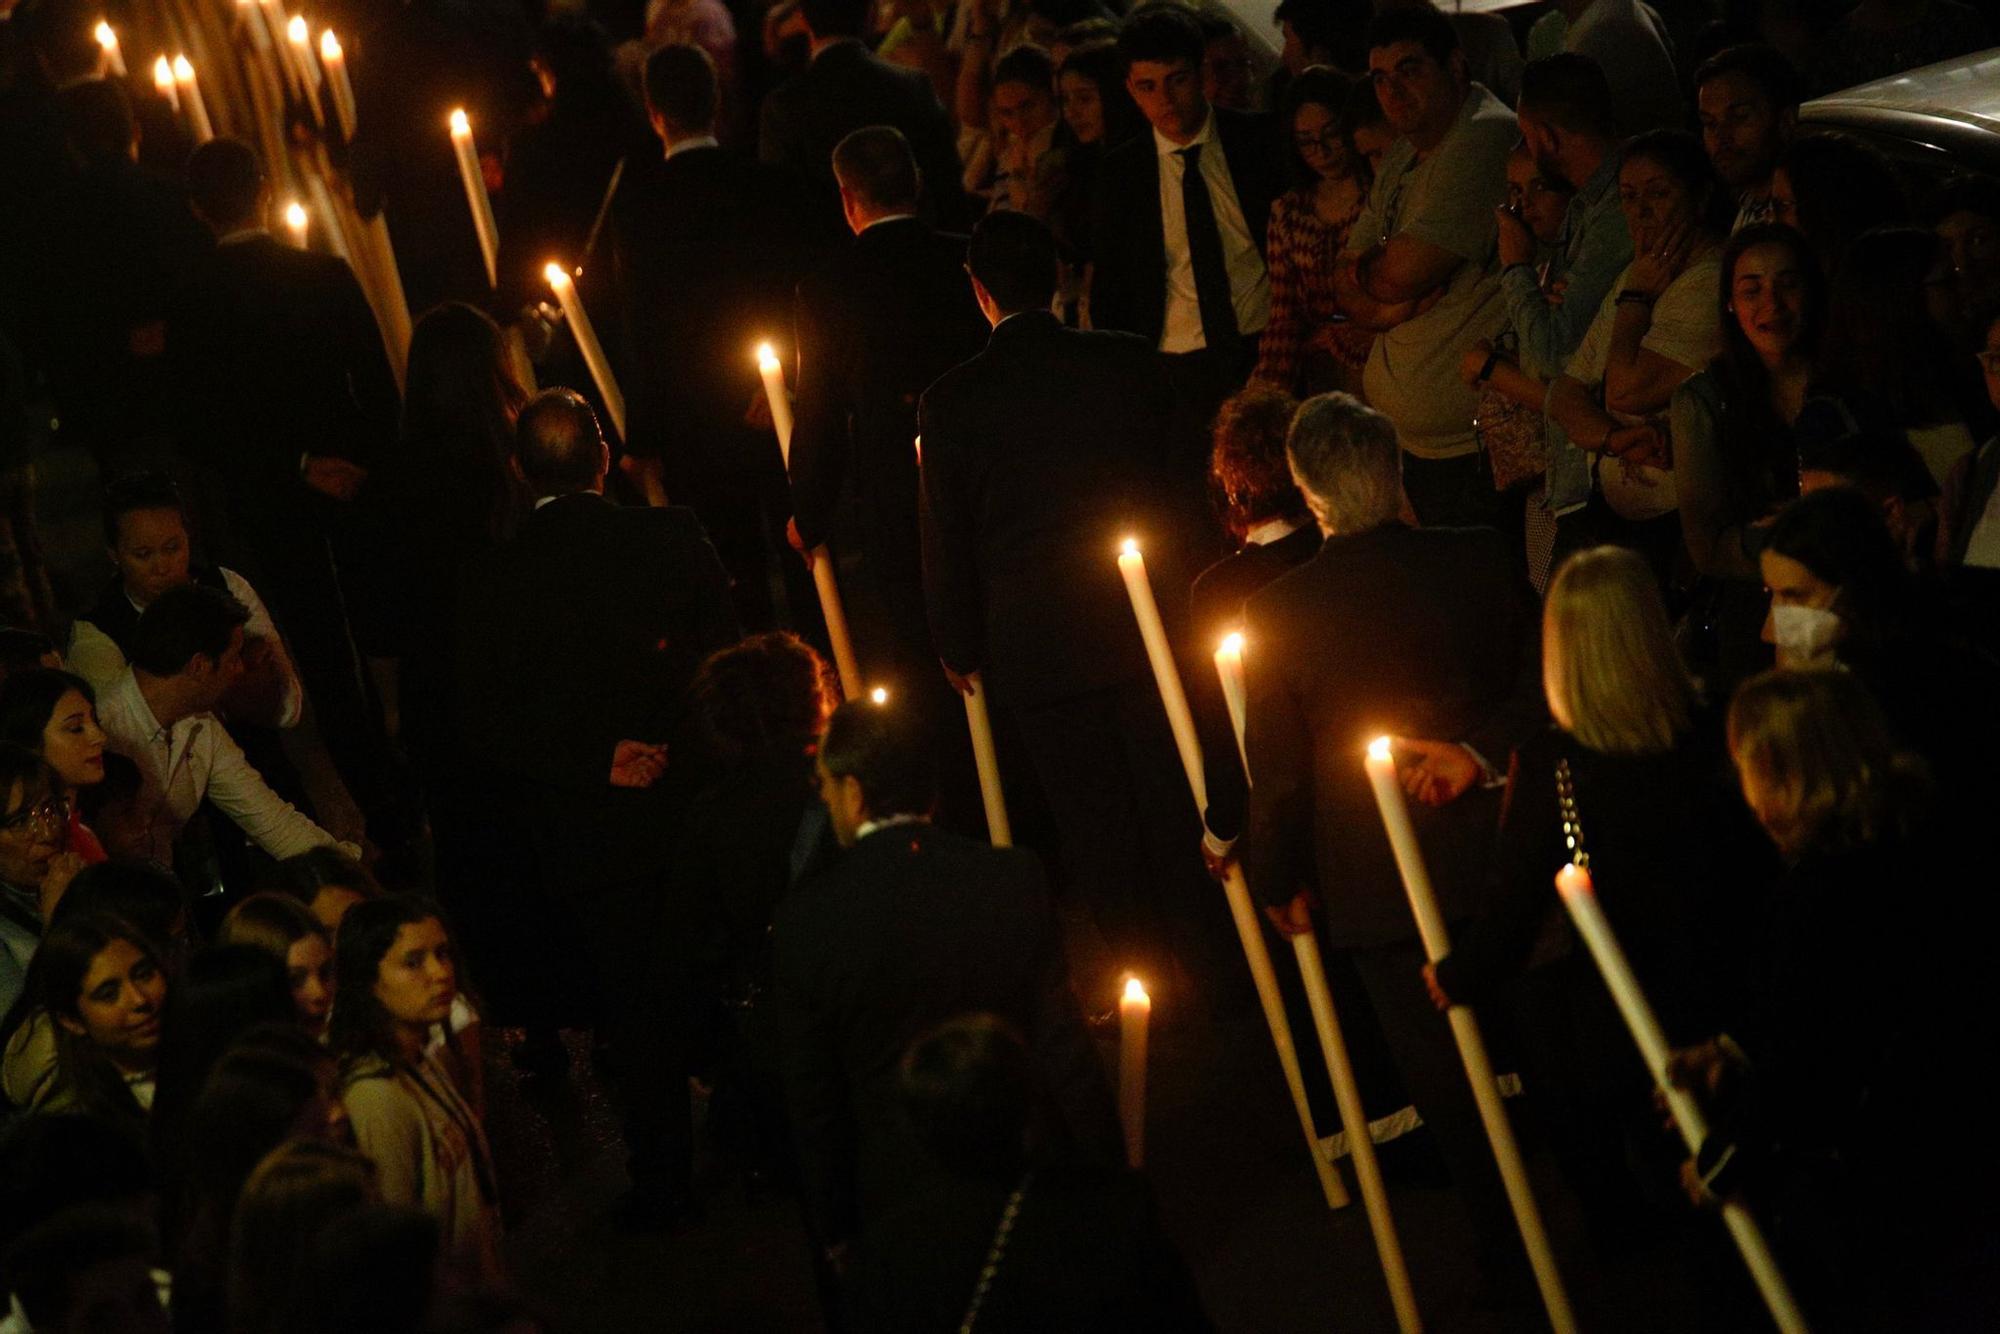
[958,1174,1031,1334]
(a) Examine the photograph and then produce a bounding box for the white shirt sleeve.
[65,619,131,693]
[220,567,305,729]
[199,716,341,859]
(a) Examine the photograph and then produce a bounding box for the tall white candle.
[319,31,356,141]
[95,22,126,78]
[283,200,309,248]
[172,56,213,143]
[1364,736,1578,1333]
[756,342,796,458]
[1118,975,1151,1168]
[451,109,500,287]
[1214,631,1248,771]
[153,56,179,114]
[544,264,625,441]
[1554,866,1807,1332]
[286,16,320,92]
[1119,541,1349,1211]
[960,672,1011,847]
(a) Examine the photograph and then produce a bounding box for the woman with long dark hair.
[0,668,110,864]
[331,897,501,1278]
[1050,39,1143,324]
[1,912,167,1119]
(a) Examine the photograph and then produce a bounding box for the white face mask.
[1771,603,1843,668]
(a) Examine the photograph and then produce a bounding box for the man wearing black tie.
[1089,5,1284,518]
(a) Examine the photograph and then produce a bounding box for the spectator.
[1197,7,1255,112]
[218,894,337,1038]
[1545,130,1730,576]
[330,897,501,1277]
[1930,174,2000,333]
[1252,66,1371,397]
[1556,0,1679,134]
[1050,39,1141,317]
[1694,44,1800,232]
[0,629,62,686]
[983,45,1062,217]
[0,669,109,862]
[1768,131,1909,277]
[1937,302,2000,581]
[2,1205,166,1334]
[1795,405,1941,569]
[47,863,186,962]
[1341,76,1394,176]
[1,912,167,1118]
[1333,4,1516,526]
[92,585,354,870]
[1428,546,1770,1242]
[274,846,383,933]
[1810,0,1989,95]
[0,748,82,1017]
[226,1140,379,1334]
[1274,0,1369,76]
[639,0,742,139]
[0,1114,154,1322]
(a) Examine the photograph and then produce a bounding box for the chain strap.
[958,1175,1031,1334]
[1555,756,1589,870]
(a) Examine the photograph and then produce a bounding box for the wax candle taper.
[95,22,126,78]
[544,264,625,441]
[1118,976,1151,1168]
[450,110,500,286]
[1364,737,1576,1333]
[172,56,213,143]
[153,56,179,113]
[1214,632,1248,771]
[283,200,309,248]
[960,673,1011,847]
[319,30,356,140]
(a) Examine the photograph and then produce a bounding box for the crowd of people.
[3,0,2000,1328]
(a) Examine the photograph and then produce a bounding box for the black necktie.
[1177,143,1239,346]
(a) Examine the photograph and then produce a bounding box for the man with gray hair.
[1240,391,1545,1294]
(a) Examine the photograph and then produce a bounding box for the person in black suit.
[757,0,968,229]
[167,139,409,863]
[613,44,821,632]
[456,389,740,1226]
[919,211,1226,1012]
[772,700,1114,1274]
[1240,392,1545,1292]
[789,125,989,819]
[1088,6,1285,509]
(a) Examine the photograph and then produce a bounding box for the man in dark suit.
[773,699,1114,1265]
[757,0,968,229]
[166,138,407,859]
[1088,5,1285,503]
[457,389,739,1226]
[789,125,988,817]
[1241,392,1545,1288]
[919,211,1226,1011]
[614,43,821,631]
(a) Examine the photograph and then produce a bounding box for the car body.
[1800,48,2000,179]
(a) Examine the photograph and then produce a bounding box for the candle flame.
[1218,630,1244,658]
[95,21,116,50]
[287,15,308,42]
[1367,735,1393,762]
[153,55,173,88]
[172,53,194,82]
[868,687,888,705]
[1120,537,1139,557]
[755,341,779,371]
[284,200,307,226]
[1122,975,1149,1005]
[449,107,470,135]
[542,262,569,288]
[319,30,341,60]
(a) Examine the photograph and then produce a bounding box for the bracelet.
[1614,289,1656,308]
[1475,349,1502,384]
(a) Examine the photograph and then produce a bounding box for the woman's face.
[1759,549,1844,666]
[1292,100,1349,183]
[308,885,366,933]
[1351,121,1395,177]
[372,917,457,1030]
[1506,152,1569,247]
[287,933,335,1036]
[1938,207,2000,311]
[41,689,107,789]
[63,938,167,1065]
[0,778,64,887]
[1731,241,1810,366]
[110,507,192,609]
[1619,154,1696,251]
[1058,70,1104,146]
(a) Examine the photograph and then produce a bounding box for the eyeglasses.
[1292,127,1345,155]
[0,797,64,836]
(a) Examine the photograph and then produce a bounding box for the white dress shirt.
[95,670,348,866]
[1155,111,1269,354]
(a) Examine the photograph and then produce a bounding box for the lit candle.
[283,200,309,248]
[544,264,625,441]
[1554,866,1807,1331]
[319,30,355,141]
[450,110,499,287]
[1214,631,1247,771]
[1118,975,1151,1168]
[960,672,1011,847]
[172,56,213,143]
[95,22,126,78]
[1216,645,1418,1330]
[868,687,889,705]
[756,341,861,699]
[153,55,179,113]
[286,16,319,91]
[1364,736,1578,1333]
[1118,539,1348,1211]
[237,0,274,54]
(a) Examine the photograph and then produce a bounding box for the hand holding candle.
[95,22,126,78]
[450,109,500,286]
[1118,975,1150,1168]
[544,263,625,441]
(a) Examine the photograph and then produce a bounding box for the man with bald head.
[457,388,740,1228]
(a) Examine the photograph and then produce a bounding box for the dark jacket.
[757,40,968,227]
[1087,108,1284,348]
[790,216,987,572]
[917,311,1185,707]
[772,822,1114,1245]
[454,493,738,892]
[1242,523,1544,947]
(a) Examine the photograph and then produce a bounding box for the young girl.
[2,912,169,1117]
[219,893,336,1039]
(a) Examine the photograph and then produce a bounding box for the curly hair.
[691,632,837,766]
[1210,385,1308,537]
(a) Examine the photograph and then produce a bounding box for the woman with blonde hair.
[1428,546,1773,1244]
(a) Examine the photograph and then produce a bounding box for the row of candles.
[93,9,356,147]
